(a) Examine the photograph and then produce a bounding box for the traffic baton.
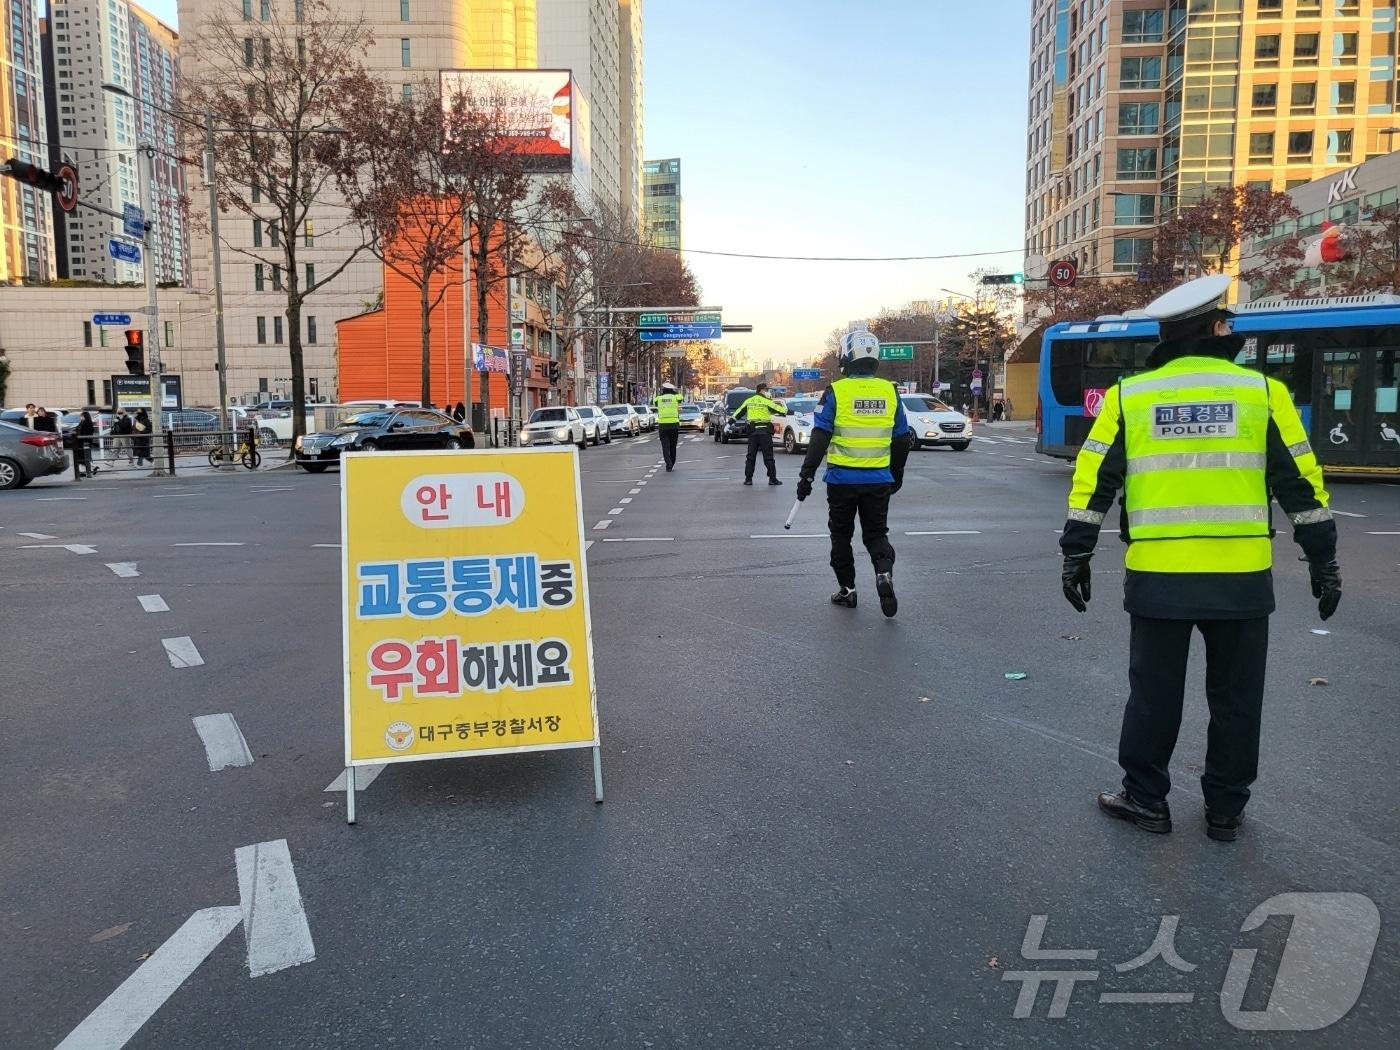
[783,498,802,531]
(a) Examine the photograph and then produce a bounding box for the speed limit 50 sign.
[1048,259,1078,288]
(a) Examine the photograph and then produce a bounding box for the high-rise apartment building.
[2,0,57,282]
[643,157,681,250]
[537,0,645,221]
[44,0,186,285]
[1025,0,1400,280]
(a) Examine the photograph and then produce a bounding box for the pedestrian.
[110,408,133,464]
[735,382,787,486]
[22,402,37,428]
[1061,275,1340,843]
[796,324,911,617]
[652,381,682,471]
[32,407,58,433]
[452,401,466,423]
[74,410,100,477]
[992,400,1005,422]
[132,408,152,465]
[1004,398,1014,421]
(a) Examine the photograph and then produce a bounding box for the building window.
[1255,35,1280,64]
[303,221,314,248]
[1251,84,1277,114]
[1116,147,1158,179]
[1113,193,1156,226]
[255,263,265,291]
[1122,9,1163,43]
[243,38,255,67]
[102,379,112,406]
[260,0,270,18]
[1112,237,1153,273]
[1327,129,1354,164]
[242,0,252,20]
[269,223,280,248]
[86,379,97,406]
[1288,130,1315,160]
[272,265,283,291]
[253,219,262,248]
[1249,132,1275,162]
[1335,32,1358,65]
[164,321,174,348]
[274,316,284,344]
[1120,56,1161,89]
[1291,82,1317,115]
[1257,0,1282,16]
[307,316,318,344]
[400,0,410,19]
[1332,81,1357,114]
[401,38,411,67]
[305,264,315,290]
[83,320,92,347]
[1118,101,1160,134]
[100,327,108,347]
[252,177,261,204]
[402,83,413,100]
[256,316,267,344]
[1294,33,1320,64]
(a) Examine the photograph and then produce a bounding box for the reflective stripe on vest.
[829,376,896,469]
[1127,451,1268,474]
[740,395,779,423]
[655,394,681,424]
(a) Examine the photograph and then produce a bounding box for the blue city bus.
[1036,295,1400,475]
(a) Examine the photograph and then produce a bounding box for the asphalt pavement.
[3,422,1397,1049]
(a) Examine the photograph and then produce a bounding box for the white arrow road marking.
[235,839,316,977]
[162,637,205,668]
[54,905,244,1050]
[324,764,385,792]
[192,714,254,771]
[137,594,169,613]
[106,562,140,578]
[18,531,55,539]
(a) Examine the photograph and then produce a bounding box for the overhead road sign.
[108,239,141,264]
[123,202,145,238]
[792,368,822,380]
[639,323,722,342]
[879,343,915,360]
[93,312,132,327]
[639,311,721,326]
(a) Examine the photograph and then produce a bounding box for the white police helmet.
[661,381,677,393]
[840,324,881,367]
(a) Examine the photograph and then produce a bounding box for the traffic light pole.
[139,141,167,477]
[205,111,233,465]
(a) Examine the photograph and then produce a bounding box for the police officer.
[736,382,787,486]
[653,382,682,472]
[1061,274,1341,842]
[797,325,912,617]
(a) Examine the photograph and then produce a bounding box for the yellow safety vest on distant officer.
[654,393,682,424]
[1068,356,1327,574]
[737,393,785,425]
[828,375,898,469]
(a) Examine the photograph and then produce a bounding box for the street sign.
[1048,259,1079,288]
[792,368,822,380]
[639,311,720,326]
[639,323,721,342]
[111,374,182,410]
[123,202,144,238]
[972,368,984,380]
[971,379,983,395]
[879,343,915,360]
[339,450,603,820]
[93,312,132,327]
[511,327,525,347]
[55,163,79,213]
[597,374,611,402]
[108,239,141,264]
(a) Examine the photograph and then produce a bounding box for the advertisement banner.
[111,374,182,411]
[473,343,509,374]
[342,449,600,775]
[439,69,573,172]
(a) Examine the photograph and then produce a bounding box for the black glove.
[1062,554,1092,613]
[796,476,813,501]
[890,474,903,496]
[1308,559,1342,621]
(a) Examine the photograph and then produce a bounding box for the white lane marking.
[173,542,245,547]
[151,493,200,499]
[234,839,316,977]
[53,906,244,1050]
[583,540,594,552]
[36,496,86,501]
[607,507,624,515]
[18,531,55,539]
[636,480,648,486]
[601,537,675,542]
[324,764,385,792]
[750,533,825,539]
[312,543,341,548]
[162,637,205,669]
[138,594,169,613]
[593,520,613,530]
[628,488,642,494]
[619,497,633,504]
[192,714,254,771]
[251,487,294,492]
[20,543,97,554]
[106,562,140,578]
[1366,531,1400,535]
[906,530,983,536]
[1331,510,1367,518]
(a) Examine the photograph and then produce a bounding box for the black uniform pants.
[745,424,777,481]
[1119,615,1269,818]
[658,424,680,470]
[827,483,894,588]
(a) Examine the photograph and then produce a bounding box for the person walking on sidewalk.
[653,382,683,472]
[132,408,153,466]
[736,382,787,486]
[109,409,133,464]
[74,411,100,477]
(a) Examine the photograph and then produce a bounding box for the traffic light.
[4,157,63,193]
[123,329,145,376]
[548,361,562,385]
[981,273,1026,286]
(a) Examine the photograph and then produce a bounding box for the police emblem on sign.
[1153,402,1237,438]
[853,398,888,414]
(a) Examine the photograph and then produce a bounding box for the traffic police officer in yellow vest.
[736,382,788,486]
[653,382,683,472]
[797,324,912,617]
[1061,274,1341,842]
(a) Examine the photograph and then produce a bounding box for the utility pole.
[205,111,232,463]
[139,141,167,476]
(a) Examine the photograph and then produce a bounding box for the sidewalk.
[29,451,298,488]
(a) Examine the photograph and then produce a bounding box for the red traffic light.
[3,157,79,210]
[124,329,144,347]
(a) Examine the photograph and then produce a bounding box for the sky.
[143,0,1029,365]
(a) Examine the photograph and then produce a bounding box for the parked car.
[900,394,972,451]
[631,404,656,432]
[775,396,820,454]
[602,404,641,437]
[573,405,611,445]
[678,403,706,431]
[294,408,474,472]
[0,419,69,488]
[519,406,588,448]
[337,399,423,412]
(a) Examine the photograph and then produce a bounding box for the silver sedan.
[0,420,69,489]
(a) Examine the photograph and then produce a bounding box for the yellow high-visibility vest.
[653,393,681,424]
[829,376,896,469]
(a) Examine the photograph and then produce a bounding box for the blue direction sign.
[122,202,145,238]
[93,312,132,327]
[792,368,822,380]
[108,239,141,264]
[639,323,722,342]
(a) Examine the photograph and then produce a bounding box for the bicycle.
[208,435,261,470]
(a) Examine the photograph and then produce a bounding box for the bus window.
[1082,339,1156,394]
[1236,333,1314,406]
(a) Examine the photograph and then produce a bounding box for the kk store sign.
[338,448,602,821]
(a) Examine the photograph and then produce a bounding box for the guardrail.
[68,428,266,478]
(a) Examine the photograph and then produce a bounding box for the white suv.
[899,393,972,451]
[574,405,611,445]
[520,406,588,448]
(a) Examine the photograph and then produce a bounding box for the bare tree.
[183,0,375,441]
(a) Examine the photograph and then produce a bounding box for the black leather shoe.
[875,572,897,617]
[743,478,753,486]
[768,478,783,486]
[1205,809,1242,842]
[1096,790,1171,834]
[831,588,857,608]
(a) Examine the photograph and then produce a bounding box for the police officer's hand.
[890,473,903,496]
[796,476,813,501]
[1308,558,1342,621]
[1061,554,1092,613]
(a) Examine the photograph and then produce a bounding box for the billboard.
[439,69,573,172]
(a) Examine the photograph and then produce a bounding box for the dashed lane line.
[607,508,624,515]
[192,714,255,771]
[750,533,826,539]
[628,488,642,494]
[18,531,55,539]
[173,542,245,547]
[138,594,170,613]
[251,487,295,493]
[325,765,386,792]
[1331,510,1367,518]
[151,493,201,500]
[602,537,674,542]
[162,637,205,669]
[35,496,86,501]
[1366,531,1400,535]
[905,530,983,536]
[20,543,97,554]
[106,562,140,578]
[234,839,316,977]
[619,497,633,504]
[312,543,341,548]
[593,520,613,531]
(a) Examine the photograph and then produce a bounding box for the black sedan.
[294,408,474,472]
